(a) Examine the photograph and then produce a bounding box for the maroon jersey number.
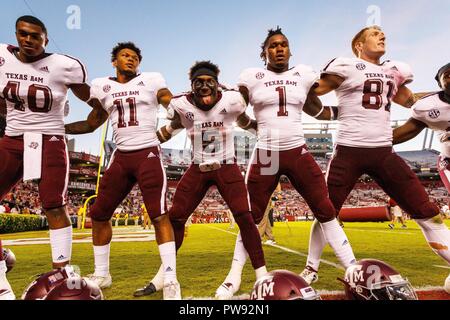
[362,79,395,111]
[276,86,288,117]
[113,97,139,128]
[2,81,53,113]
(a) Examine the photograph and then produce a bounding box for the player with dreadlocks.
[215,27,356,299]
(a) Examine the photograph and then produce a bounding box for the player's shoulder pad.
[322,57,355,72]
[141,72,164,80]
[239,67,264,80]
[91,77,110,87]
[412,93,440,112]
[294,64,315,74]
[384,60,413,83]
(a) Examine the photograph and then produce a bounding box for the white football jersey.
[411,92,450,158]
[322,57,413,147]
[170,90,246,164]
[90,73,167,151]
[238,65,318,151]
[0,44,87,136]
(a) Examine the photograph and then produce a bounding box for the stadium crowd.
[1,177,448,222]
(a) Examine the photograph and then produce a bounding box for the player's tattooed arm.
[157,88,173,109]
[314,74,344,96]
[303,87,338,121]
[68,83,92,102]
[392,118,427,144]
[237,112,257,131]
[157,111,184,143]
[65,99,109,134]
[393,85,426,108]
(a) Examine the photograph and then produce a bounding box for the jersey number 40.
[3,81,53,113]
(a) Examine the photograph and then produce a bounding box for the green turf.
[4,220,450,300]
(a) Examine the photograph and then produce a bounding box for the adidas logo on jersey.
[220,109,227,114]
[39,66,50,73]
[293,72,301,77]
[137,81,145,86]
[147,152,157,159]
[301,148,309,155]
[390,66,399,71]
[49,136,60,142]
[165,267,173,272]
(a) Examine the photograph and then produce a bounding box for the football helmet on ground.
[250,270,321,300]
[340,259,418,300]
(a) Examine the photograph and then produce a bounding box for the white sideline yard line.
[433,265,450,270]
[206,226,344,270]
[346,228,416,235]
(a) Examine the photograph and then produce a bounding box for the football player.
[64,42,180,299]
[134,61,268,299]
[216,27,356,299]
[393,62,450,290]
[0,16,92,270]
[301,26,450,289]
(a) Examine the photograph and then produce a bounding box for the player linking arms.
[0,16,93,291]
[216,27,356,299]
[393,63,450,292]
[301,26,450,291]
[134,61,269,299]
[65,42,181,299]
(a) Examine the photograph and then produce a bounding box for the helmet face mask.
[353,280,417,300]
[343,259,418,301]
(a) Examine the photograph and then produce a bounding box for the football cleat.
[444,274,450,294]
[299,266,319,285]
[86,274,112,289]
[163,280,181,300]
[215,281,240,300]
[133,282,158,297]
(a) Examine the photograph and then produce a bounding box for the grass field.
[3,220,450,300]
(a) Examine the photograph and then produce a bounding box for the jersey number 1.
[276,86,288,117]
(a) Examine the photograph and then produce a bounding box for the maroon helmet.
[341,259,418,300]
[250,270,320,300]
[2,248,16,273]
[45,278,103,300]
[22,266,78,300]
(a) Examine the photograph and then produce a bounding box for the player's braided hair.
[16,15,47,35]
[189,61,220,81]
[260,26,286,65]
[111,42,143,62]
